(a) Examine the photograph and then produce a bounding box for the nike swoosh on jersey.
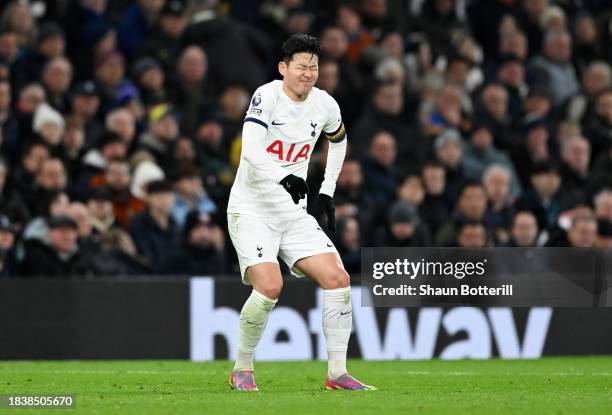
[271,120,287,125]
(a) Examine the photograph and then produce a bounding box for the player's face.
[279,53,319,100]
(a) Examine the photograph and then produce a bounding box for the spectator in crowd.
[129,179,180,273]
[182,1,270,92]
[462,118,522,198]
[0,214,16,276]
[594,189,612,223]
[319,25,363,100]
[11,21,65,88]
[32,102,65,150]
[476,82,520,151]
[596,219,612,248]
[482,165,514,244]
[559,135,591,205]
[132,57,166,108]
[41,56,73,113]
[1,1,36,47]
[159,210,225,275]
[0,28,19,65]
[0,157,30,230]
[436,181,488,246]
[566,61,611,123]
[572,12,602,73]
[15,83,47,136]
[26,157,67,214]
[335,216,361,274]
[20,215,87,277]
[361,130,398,208]
[95,158,145,228]
[169,45,215,136]
[0,79,18,162]
[137,103,178,169]
[583,87,612,157]
[511,117,551,188]
[170,164,217,228]
[116,0,164,60]
[434,129,465,203]
[94,49,131,116]
[10,140,49,199]
[397,175,425,210]
[69,80,104,148]
[100,227,151,275]
[105,108,136,152]
[86,186,119,236]
[522,86,553,122]
[496,54,527,125]
[137,0,187,75]
[352,81,426,168]
[79,132,128,186]
[506,211,539,247]
[422,83,468,139]
[378,200,430,247]
[515,161,562,231]
[20,191,70,249]
[529,30,579,108]
[420,161,449,235]
[455,220,488,248]
[333,158,377,245]
[563,214,598,248]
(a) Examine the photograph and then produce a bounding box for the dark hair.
[281,34,321,63]
[22,140,48,158]
[459,180,485,194]
[422,160,445,171]
[458,219,486,230]
[531,160,559,176]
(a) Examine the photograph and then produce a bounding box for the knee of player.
[328,268,350,289]
[256,281,283,300]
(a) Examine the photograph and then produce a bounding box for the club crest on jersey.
[310,121,318,137]
[251,93,262,107]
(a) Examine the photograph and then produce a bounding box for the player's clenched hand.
[280,174,309,204]
[318,194,336,235]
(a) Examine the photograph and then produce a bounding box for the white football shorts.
[227,211,338,284]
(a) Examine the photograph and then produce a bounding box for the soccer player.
[226,34,375,391]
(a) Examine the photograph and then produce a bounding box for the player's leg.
[234,263,283,373]
[294,253,375,390]
[227,214,283,390]
[279,214,375,390]
[294,253,351,376]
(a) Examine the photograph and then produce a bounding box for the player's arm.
[242,88,308,203]
[318,97,348,234]
[241,120,286,183]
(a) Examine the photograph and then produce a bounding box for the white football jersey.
[227,80,346,218]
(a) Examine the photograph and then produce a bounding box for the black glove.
[318,194,336,235]
[280,174,309,204]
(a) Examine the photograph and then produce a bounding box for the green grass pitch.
[1,358,611,414]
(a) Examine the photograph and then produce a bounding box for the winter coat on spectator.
[583,113,612,157]
[157,244,225,275]
[361,155,398,208]
[20,239,89,277]
[129,210,181,273]
[182,12,271,92]
[515,189,561,231]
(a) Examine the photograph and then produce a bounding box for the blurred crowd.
[1,0,612,277]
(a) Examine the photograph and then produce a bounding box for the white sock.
[323,286,352,379]
[233,289,277,372]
